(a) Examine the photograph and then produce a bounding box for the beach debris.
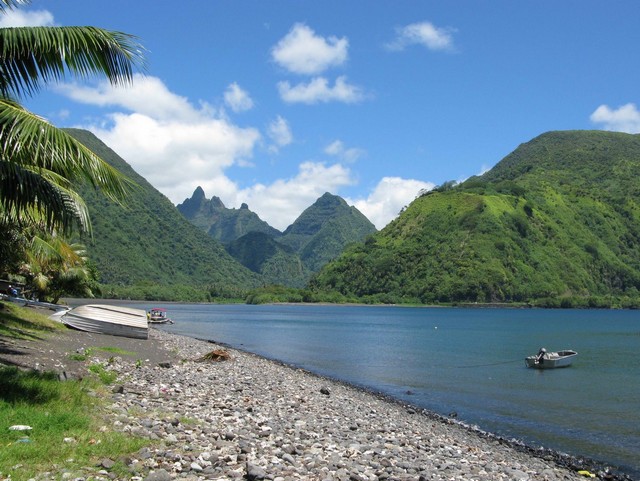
[9,425,32,431]
[195,349,230,362]
[320,387,331,396]
[577,470,596,478]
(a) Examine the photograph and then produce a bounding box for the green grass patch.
[68,346,135,362]
[87,363,119,385]
[0,302,64,340]
[0,367,146,481]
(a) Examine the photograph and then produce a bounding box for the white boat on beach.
[525,348,577,369]
[61,304,148,339]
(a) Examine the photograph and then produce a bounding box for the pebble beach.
[89,328,614,481]
[2,324,628,481]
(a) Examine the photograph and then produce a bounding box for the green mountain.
[178,190,377,287]
[310,130,640,307]
[177,188,281,243]
[280,193,378,272]
[226,232,309,287]
[65,129,262,299]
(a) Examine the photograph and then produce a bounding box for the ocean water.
[130,304,639,476]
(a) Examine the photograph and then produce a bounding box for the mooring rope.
[453,358,523,368]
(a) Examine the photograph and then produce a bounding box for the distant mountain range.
[310,130,640,307]
[177,190,377,287]
[64,128,376,296]
[66,128,640,307]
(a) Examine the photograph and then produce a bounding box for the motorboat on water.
[61,304,148,339]
[525,347,577,369]
[147,307,173,324]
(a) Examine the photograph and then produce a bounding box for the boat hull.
[62,304,148,339]
[525,350,577,369]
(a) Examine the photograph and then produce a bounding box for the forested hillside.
[66,129,263,301]
[178,189,377,287]
[310,131,640,307]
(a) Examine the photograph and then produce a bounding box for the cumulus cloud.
[272,23,348,75]
[224,82,254,112]
[0,8,54,27]
[55,74,420,232]
[236,162,356,230]
[590,103,640,133]
[278,76,364,104]
[324,140,365,162]
[347,177,435,229]
[386,21,455,52]
[59,76,261,203]
[56,75,202,121]
[267,115,293,152]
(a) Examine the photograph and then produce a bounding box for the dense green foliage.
[282,193,378,272]
[65,129,262,300]
[226,232,311,287]
[310,131,640,307]
[179,190,377,287]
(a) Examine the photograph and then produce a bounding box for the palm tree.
[0,0,145,235]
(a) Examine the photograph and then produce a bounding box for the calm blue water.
[124,304,639,476]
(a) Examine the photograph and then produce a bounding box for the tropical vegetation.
[66,129,262,302]
[0,304,146,481]
[0,0,145,301]
[309,131,640,308]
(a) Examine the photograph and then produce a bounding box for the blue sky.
[7,1,640,229]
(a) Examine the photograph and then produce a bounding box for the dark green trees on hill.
[178,189,377,287]
[65,129,262,301]
[310,131,640,307]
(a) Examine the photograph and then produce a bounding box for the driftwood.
[195,349,231,362]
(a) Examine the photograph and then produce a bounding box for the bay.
[127,303,639,476]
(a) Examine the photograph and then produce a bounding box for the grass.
[68,345,135,362]
[0,302,64,340]
[0,303,148,480]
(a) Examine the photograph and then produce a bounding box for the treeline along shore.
[56,327,629,481]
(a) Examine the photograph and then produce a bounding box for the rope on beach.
[453,359,522,368]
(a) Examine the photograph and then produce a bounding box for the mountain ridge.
[178,188,377,287]
[310,130,640,307]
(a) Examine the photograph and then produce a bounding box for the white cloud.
[278,76,364,104]
[224,82,254,112]
[386,21,455,52]
[235,162,355,231]
[56,75,203,121]
[0,8,54,27]
[267,115,293,152]
[59,76,261,204]
[324,139,365,162]
[590,103,640,133]
[347,177,435,229]
[272,23,348,75]
[57,75,423,233]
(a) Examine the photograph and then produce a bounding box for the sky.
[6,1,640,230]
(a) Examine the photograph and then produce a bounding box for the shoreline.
[197,334,634,481]
[2,321,634,480]
[93,329,636,480]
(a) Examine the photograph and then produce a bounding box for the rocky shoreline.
[5,325,633,481]
[75,329,631,481]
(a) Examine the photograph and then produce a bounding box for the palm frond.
[0,99,133,197]
[0,26,146,99]
[0,0,24,13]
[0,160,92,234]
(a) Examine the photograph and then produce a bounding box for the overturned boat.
[61,304,148,339]
[525,348,577,369]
